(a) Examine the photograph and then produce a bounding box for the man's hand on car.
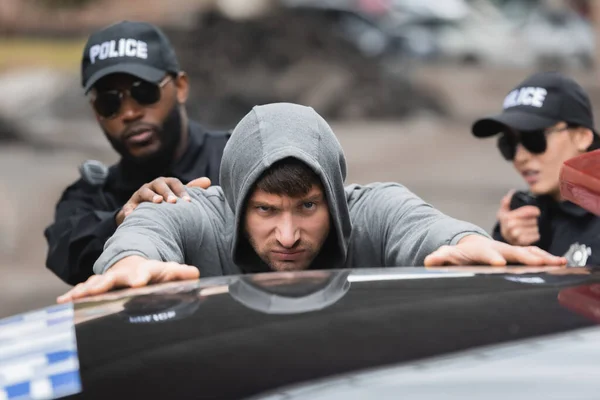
[116,177,211,225]
[497,190,541,246]
[424,234,567,267]
[56,255,199,303]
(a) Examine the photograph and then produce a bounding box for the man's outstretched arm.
[45,177,211,285]
[58,193,209,303]
[368,184,566,267]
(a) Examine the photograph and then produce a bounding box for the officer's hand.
[497,190,541,246]
[116,177,211,225]
[424,234,567,267]
[56,256,199,303]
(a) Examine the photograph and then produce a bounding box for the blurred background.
[0,0,598,318]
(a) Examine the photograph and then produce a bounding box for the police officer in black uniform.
[44,21,229,285]
[472,71,600,266]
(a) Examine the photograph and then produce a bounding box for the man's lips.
[124,128,155,145]
[271,250,306,261]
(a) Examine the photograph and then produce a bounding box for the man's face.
[244,185,331,272]
[90,73,188,162]
[510,122,592,198]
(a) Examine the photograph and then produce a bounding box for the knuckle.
[437,245,453,254]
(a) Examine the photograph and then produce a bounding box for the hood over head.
[219,103,352,272]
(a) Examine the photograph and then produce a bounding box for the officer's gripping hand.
[116,177,211,226]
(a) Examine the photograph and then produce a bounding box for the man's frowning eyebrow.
[300,193,324,203]
[248,192,324,208]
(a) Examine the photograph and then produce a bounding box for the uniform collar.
[541,194,591,218]
[170,120,207,182]
[557,200,590,218]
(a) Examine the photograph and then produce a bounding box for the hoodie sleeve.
[356,184,490,266]
[92,199,204,274]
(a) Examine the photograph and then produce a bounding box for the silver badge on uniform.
[563,242,592,267]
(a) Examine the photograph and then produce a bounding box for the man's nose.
[120,94,144,122]
[275,215,300,248]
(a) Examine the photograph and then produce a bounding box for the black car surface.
[2,266,599,399]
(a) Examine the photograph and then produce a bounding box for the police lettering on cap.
[88,39,148,64]
[472,71,597,138]
[503,87,548,109]
[81,21,180,93]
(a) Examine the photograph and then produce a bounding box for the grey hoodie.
[94,103,489,276]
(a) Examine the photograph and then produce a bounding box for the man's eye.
[257,206,271,212]
[303,202,315,210]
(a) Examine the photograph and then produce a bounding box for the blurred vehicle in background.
[163,0,447,128]
[315,0,596,69]
[177,0,594,127]
[0,0,594,133]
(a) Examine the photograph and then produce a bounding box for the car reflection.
[73,270,353,324]
[228,270,351,314]
[72,267,600,326]
[120,290,204,324]
[559,284,600,324]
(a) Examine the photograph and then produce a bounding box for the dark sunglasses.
[91,75,171,119]
[497,125,569,161]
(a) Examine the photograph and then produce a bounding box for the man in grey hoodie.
[58,103,566,302]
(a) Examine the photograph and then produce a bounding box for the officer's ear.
[570,126,594,153]
[173,72,189,105]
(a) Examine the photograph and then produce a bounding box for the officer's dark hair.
[255,157,322,198]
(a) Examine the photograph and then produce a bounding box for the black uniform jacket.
[44,121,229,285]
[493,192,600,266]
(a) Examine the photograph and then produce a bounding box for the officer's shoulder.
[189,119,231,140]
